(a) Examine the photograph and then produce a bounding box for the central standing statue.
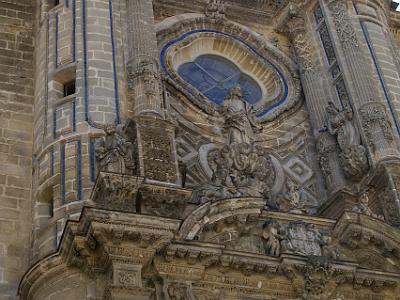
[219,86,261,144]
[204,86,277,205]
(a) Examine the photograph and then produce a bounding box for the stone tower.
[1,0,400,299]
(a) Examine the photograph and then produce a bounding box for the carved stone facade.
[3,0,400,299]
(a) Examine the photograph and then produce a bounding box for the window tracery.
[178,54,262,105]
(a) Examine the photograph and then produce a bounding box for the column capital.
[276,4,314,70]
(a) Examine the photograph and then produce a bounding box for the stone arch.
[178,197,265,240]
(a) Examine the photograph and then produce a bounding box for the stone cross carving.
[95,124,135,174]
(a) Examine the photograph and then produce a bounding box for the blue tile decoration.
[60,143,65,205]
[82,0,120,127]
[55,13,59,68]
[354,4,400,137]
[160,29,289,118]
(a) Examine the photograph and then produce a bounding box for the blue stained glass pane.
[178,55,262,105]
[203,87,227,105]
[237,75,262,105]
[221,73,262,105]
[196,55,239,82]
[179,62,217,92]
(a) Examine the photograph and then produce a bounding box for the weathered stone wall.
[31,0,128,262]
[0,0,34,298]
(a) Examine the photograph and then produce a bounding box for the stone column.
[124,0,179,184]
[326,0,400,163]
[126,0,163,118]
[278,6,346,194]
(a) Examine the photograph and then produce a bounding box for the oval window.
[178,55,262,105]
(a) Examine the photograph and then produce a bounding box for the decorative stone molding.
[156,14,301,123]
[275,3,315,71]
[204,0,226,20]
[333,212,400,273]
[19,207,400,299]
[91,172,143,212]
[360,102,395,150]
[139,183,192,219]
[329,0,359,50]
[133,116,180,183]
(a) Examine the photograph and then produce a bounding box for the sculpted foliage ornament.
[279,4,314,71]
[326,102,369,181]
[205,0,226,19]
[381,187,400,227]
[360,102,394,150]
[329,0,359,50]
[316,133,337,179]
[92,172,143,212]
[298,256,338,300]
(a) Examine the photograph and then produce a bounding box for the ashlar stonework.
[2,0,400,299]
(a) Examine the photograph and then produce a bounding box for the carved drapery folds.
[95,124,136,175]
[198,87,276,204]
[326,102,369,181]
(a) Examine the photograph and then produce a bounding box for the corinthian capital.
[275,4,314,70]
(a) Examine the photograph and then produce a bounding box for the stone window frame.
[157,16,301,123]
[313,2,350,108]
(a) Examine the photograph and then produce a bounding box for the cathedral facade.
[1,0,400,299]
